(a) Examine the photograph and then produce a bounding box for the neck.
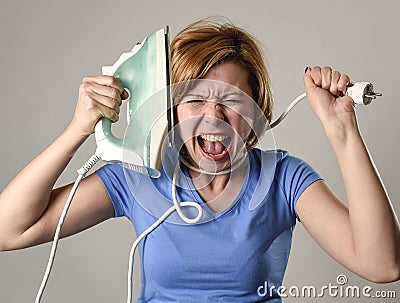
[187,156,249,212]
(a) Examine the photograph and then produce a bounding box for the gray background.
[1,0,399,302]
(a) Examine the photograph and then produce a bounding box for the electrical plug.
[346,82,382,105]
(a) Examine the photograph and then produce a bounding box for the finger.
[337,74,351,96]
[310,66,322,87]
[84,76,129,102]
[88,91,121,114]
[77,89,120,123]
[321,66,332,90]
[83,75,124,95]
[86,81,123,107]
[94,101,120,123]
[303,67,318,94]
[79,82,121,113]
[329,71,341,96]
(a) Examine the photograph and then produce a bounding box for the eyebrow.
[182,92,245,99]
[221,93,244,99]
[182,93,205,98]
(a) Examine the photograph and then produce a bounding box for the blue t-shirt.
[96,149,322,302]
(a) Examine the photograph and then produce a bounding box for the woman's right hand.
[0,76,127,251]
[69,75,129,137]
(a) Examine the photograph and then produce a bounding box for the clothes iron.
[94,26,173,178]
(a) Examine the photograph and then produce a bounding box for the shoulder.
[249,148,322,198]
[96,162,124,177]
[96,162,152,184]
[249,148,309,170]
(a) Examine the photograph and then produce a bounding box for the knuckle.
[79,82,89,93]
[310,66,322,81]
[105,75,114,85]
[322,83,330,89]
[86,98,98,111]
[332,71,340,79]
[107,76,119,87]
[109,108,118,121]
[322,66,332,73]
[329,84,338,93]
[108,97,117,109]
[108,86,120,99]
[79,89,89,100]
[114,101,120,113]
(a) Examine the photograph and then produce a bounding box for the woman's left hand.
[304,66,357,132]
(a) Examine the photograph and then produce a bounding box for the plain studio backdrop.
[0,0,399,302]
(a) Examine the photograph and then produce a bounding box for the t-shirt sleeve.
[96,163,135,219]
[276,151,323,221]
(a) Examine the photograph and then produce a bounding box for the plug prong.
[365,92,382,98]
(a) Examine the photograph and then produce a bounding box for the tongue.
[203,140,225,155]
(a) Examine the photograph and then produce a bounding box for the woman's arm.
[296,66,400,283]
[0,76,126,251]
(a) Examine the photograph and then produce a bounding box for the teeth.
[200,134,228,142]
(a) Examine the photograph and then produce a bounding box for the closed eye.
[222,99,242,107]
[182,99,207,108]
[186,99,205,103]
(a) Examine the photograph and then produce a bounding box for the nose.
[202,101,225,122]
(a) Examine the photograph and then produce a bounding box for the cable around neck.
[178,150,248,177]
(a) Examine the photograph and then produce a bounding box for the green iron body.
[94,27,172,177]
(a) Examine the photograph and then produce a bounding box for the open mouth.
[197,134,232,160]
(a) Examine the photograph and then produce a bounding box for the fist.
[304,66,356,124]
[70,76,129,136]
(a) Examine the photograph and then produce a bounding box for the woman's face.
[175,61,255,172]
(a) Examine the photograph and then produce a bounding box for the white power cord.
[34,153,204,303]
[35,154,101,303]
[269,93,306,129]
[269,82,382,129]
[36,82,381,302]
[126,164,203,303]
[126,81,383,302]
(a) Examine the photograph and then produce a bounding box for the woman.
[0,17,399,302]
